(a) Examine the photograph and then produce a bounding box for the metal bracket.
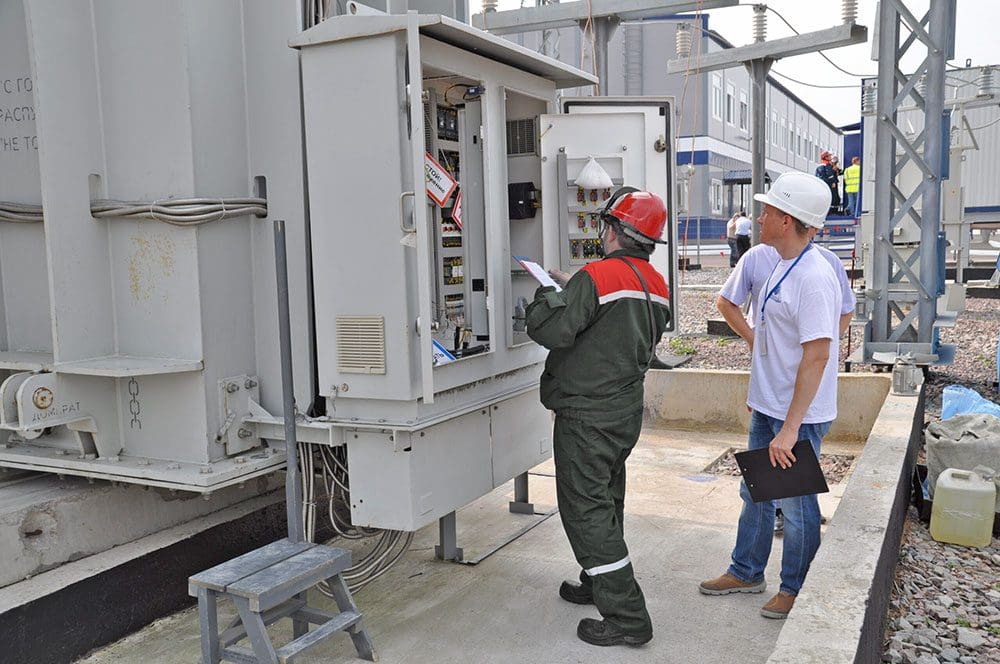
[242,399,345,448]
[434,511,464,562]
[0,372,94,440]
[217,375,261,455]
[508,471,535,515]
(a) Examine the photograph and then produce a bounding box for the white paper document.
[513,256,562,292]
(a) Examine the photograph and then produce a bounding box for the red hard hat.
[602,188,668,244]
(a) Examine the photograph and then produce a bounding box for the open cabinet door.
[405,16,436,404]
[540,99,676,332]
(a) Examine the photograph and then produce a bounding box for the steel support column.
[866,0,955,364]
[585,16,620,95]
[747,58,772,245]
[871,3,899,344]
[917,0,947,340]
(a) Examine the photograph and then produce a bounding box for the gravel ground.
[676,265,735,287]
[664,274,1000,664]
[660,272,865,371]
[883,515,1000,664]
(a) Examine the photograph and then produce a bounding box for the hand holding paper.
[547,269,571,288]
[514,256,562,292]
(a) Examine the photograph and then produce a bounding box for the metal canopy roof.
[289,14,597,90]
[723,169,773,184]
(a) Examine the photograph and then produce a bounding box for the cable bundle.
[299,441,413,593]
[90,198,267,226]
[0,202,44,223]
[0,197,267,226]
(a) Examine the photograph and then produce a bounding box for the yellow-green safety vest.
[844,164,861,193]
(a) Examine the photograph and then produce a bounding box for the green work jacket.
[526,249,671,417]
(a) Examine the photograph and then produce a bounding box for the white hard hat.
[753,172,831,229]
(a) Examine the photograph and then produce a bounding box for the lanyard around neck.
[761,244,812,321]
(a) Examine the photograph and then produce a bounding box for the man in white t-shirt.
[718,240,855,536]
[699,172,842,621]
[719,242,855,337]
[734,210,752,259]
[726,214,739,267]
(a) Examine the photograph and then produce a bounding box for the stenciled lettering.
[0,106,35,123]
[30,401,81,423]
[0,77,32,95]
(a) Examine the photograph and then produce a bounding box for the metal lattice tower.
[862,0,957,365]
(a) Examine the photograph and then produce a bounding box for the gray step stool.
[189,538,376,663]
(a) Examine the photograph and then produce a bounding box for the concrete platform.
[0,470,280,588]
[81,429,863,664]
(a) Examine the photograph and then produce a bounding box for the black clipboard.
[734,440,829,503]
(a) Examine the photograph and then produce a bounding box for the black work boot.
[576,618,652,647]
[559,580,594,605]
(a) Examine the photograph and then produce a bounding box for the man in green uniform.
[526,188,671,647]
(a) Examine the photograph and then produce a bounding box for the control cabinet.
[424,91,489,351]
[293,14,597,529]
[295,15,595,420]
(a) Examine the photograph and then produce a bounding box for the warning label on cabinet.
[424,152,457,207]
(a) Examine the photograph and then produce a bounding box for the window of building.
[711,74,723,121]
[726,84,735,125]
[772,112,779,146]
[710,178,723,214]
[738,91,748,132]
[780,117,787,149]
[796,129,802,157]
[788,123,794,152]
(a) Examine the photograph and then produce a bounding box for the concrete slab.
[0,471,280,588]
[81,428,863,664]
[0,490,287,664]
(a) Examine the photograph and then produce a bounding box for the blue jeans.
[845,192,858,217]
[727,411,832,595]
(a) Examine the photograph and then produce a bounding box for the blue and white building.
[507,14,846,241]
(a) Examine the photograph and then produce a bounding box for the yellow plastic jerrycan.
[930,468,996,547]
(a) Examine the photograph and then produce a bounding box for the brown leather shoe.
[760,591,796,619]
[698,572,766,595]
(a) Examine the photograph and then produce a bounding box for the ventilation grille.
[422,102,433,148]
[336,316,386,375]
[506,118,537,155]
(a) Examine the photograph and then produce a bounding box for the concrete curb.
[766,383,925,663]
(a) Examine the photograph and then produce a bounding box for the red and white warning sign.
[424,152,458,207]
[451,192,463,229]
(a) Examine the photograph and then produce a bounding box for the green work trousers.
[553,408,652,635]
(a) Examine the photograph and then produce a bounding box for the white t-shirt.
[734,215,753,236]
[726,217,737,239]
[746,247,842,424]
[720,243,854,328]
